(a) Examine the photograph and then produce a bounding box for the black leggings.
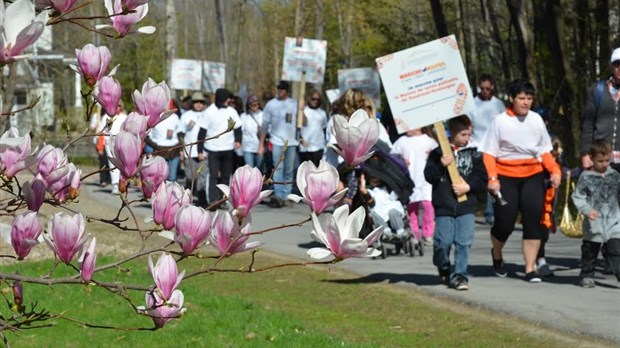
[491,172,546,242]
[207,150,234,204]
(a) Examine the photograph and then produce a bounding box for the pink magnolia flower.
[94,76,122,116]
[331,109,380,167]
[11,211,43,260]
[78,237,97,282]
[121,0,149,12]
[0,0,45,65]
[209,211,261,256]
[151,182,191,230]
[109,131,142,180]
[173,205,212,255]
[141,289,185,329]
[23,179,45,212]
[138,155,169,199]
[133,78,172,128]
[217,165,271,220]
[46,163,81,202]
[45,212,88,264]
[307,205,383,261]
[35,144,67,178]
[121,112,149,140]
[97,0,156,37]
[289,160,347,215]
[35,0,78,14]
[148,253,185,301]
[69,44,114,87]
[0,127,36,178]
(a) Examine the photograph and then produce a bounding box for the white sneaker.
[396,229,407,238]
[111,184,120,195]
[423,237,434,246]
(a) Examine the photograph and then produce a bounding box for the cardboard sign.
[325,89,341,105]
[170,59,202,91]
[282,37,327,84]
[202,61,226,93]
[375,35,474,129]
[338,68,381,108]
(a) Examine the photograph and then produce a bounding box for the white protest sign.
[170,59,202,91]
[338,68,381,108]
[202,61,226,93]
[375,35,474,130]
[325,89,341,105]
[282,37,327,84]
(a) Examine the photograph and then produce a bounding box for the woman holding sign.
[480,78,561,283]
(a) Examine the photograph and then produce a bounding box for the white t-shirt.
[148,114,180,147]
[240,110,263,153]
[300,106,327,152]
[368,186,404,222]
[262,97,299,147]
[179,109,205,158]
[480,110,553,160]
[470,96,505,146]
[200,103,241,152]
[391,134,438,202]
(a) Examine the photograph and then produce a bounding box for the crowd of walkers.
[91,47,620,292]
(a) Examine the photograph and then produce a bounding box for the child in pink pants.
[392,127,438,244]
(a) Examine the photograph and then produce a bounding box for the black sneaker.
[454,277,469,291]
[270,196,284,208]
[491,249,507,277]
[438,269,450,286]
[525,271,542,283]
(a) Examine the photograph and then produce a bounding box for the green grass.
[1,252,596,347]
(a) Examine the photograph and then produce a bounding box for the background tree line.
[4,0,620,166]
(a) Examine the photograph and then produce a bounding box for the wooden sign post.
[434,121,467,202]
[296,71,306,129]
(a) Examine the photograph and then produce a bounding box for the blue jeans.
[271,144,297,200]
[244,151,263,169]
[433,214,475,284]
[485,193,494,221]
[167,156,180,182]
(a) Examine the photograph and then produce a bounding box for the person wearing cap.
[240,95,264,169]
[580,47,620,275]
[178,91,209,206]
[198,88,242,209]
[299,90,328,167]
[258,80,299,208]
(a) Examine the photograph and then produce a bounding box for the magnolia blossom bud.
[73,44,111,87]
[0,0,45,65]
[0,127,36,178]
[138,155,169,199]
[216,165,271,220]
[109,131,142,181]
[94,76,122,116]
[11,211,43,260]
[133,78,171,128]
[23,179,46,212]
[151,182,191,230]
[45,212,88,264]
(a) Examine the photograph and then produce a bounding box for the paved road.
[85,182,620,344]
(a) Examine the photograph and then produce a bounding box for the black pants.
[98,151,111,184]
[581,238,620,280]
[299,150,324,167]
[207,150,234,204]
[491,172,546,242]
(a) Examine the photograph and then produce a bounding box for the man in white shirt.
[469,74,505,225]
[300,90,327,167]
[197,88,242,209]
[258,80,299,208]
[179,92,209,207]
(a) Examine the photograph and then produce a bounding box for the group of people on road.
[90,47,620,292]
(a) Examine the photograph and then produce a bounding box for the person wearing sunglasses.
[299,90,328,167]
[469,74,506,226]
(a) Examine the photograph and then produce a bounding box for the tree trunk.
[484,0,511,83]
[507,0,536,81]
[335,0,353,68]
[453,0,466,67]
[429,0,449,37]
[595,0,610,78]
[165,0,177,98]
[214,0,228,64]
[313,0,324,92]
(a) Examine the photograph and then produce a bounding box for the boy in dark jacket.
[424,115,487,290]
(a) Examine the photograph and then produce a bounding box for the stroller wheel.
[406,239,414,257]
[380,244,387,259]
[417,240,425,256]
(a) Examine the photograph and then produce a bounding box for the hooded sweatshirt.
[424,142,488,217]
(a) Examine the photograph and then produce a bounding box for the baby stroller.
[360,141,424,258]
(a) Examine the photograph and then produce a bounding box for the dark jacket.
[580,79,620,155]
[424,143,487,217]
